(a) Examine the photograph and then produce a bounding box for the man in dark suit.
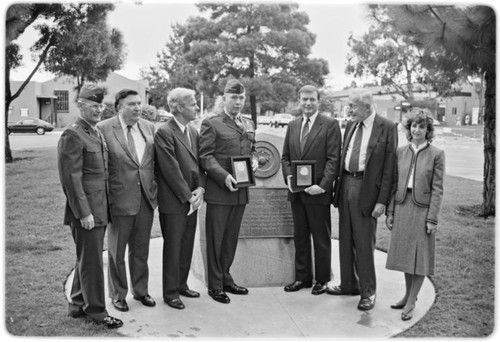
[97,89,157,312]
[58,84,123,329]
[154,88,206,310]
[330,90,398,311]
[281,85,342,295]
[199,79,258,304]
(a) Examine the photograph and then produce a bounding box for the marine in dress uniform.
[57,84,123,329]
[199,79,258,304]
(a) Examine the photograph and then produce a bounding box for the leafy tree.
[369,4,495,216]
[345,21,468,100]
[5,3,119,163]
[144,2,328,124]
[43,19,125,92]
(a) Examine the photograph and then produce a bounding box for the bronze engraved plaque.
[240,187,293,238]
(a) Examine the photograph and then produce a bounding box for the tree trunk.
[482,71,495,217]
[5,61,13,163]
[250,95,257,127]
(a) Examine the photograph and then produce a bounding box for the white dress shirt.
[407,141,429,188]
[173,116,191,147]
[345,110,375,172]
[119,116,146,163]
[301,112,318,138]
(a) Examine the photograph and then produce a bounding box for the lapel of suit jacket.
[169,119,197,161]
[365,114,383,165]
[290,118,302,159]
[340,120,357,170]
[112,116,139,165]
[137,119,154,166]
[300,114,323,157]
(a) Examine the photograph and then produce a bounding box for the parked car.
[257,116,272,125]
[270,113,294,127]
[7,118,54,135]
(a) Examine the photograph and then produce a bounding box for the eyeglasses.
[80,102,106,111]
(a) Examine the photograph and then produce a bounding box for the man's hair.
[114,89,139,111]
[349,90,373,106]
[298,85,320,100]
[167,88,196,114]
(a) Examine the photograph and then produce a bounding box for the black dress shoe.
[358,294,376,311]
[311,282,327,295]
[179,289,200,298]
[223,284,249,295]
[112,299,129,312]
[208,289,230,304]
[133,294,156,307]
[284,280,313,292]
[391,297,417,309]
[401,306,415,321]
[100,316,123,329]
[165,298,185,310]
[68,303,84,318]
[326,286,360,296]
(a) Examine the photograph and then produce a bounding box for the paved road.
[9,125,483,182]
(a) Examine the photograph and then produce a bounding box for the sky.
[7,0,372,91]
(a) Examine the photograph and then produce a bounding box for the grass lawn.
[3,147,495,337]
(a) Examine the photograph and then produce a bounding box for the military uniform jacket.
[58,117,109,227]
[199,113,256,205]
[97,116,158,216]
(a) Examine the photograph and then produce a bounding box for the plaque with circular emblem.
[254,140,281,179]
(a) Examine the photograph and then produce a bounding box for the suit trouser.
[107,193,154,300]
[338,175,377,297]
[159,209,198,300]
[70,223,108,322]
[205,203,246,290]
[291,199,332,284]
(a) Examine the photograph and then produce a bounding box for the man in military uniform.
[57,84,123,329]
[199,79,258,304]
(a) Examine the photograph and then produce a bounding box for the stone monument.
[192,128,296,287]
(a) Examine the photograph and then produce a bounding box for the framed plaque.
[231,155,256,188]
[291,160,316,192]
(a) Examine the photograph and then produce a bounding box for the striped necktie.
[300,118,310,153]
[348,122,364,172]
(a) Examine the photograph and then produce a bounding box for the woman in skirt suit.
[385,108,445,321]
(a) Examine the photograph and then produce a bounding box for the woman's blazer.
[388,143,445,225]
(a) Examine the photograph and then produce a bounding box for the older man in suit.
[58,84,122,329]
[97,89,157,312]
[154,88,206,310]
[199,79,258,304]
[330,89,398,311]
[281,85,342,295]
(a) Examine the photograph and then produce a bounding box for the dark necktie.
[348,122,364,172]
[233,115,244,130]
[300,118,310,153]
[127,125,139,163]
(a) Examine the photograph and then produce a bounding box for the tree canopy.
[367,4,495,216]
[5,3,123,162]
[144,2,329,121]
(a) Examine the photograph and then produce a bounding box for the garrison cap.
[224,79,245,94]
[79,84,105,103]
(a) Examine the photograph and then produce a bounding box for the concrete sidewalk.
[65,238,435,338]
